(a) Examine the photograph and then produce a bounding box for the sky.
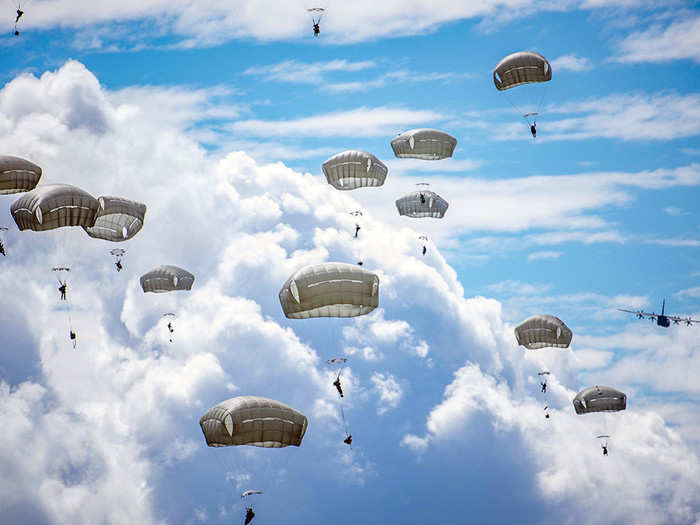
[0,1,699,524]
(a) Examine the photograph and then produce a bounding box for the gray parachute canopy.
[322,150,388,190]
[391,129,457,160]
[0,156,42,195]
[514,315,572,349]
[140,265,195,293]
[573,386,627,415]
[493,51,552,91]
[84,196,147,242]
[395,190,448,218]
[200,396,308,448]
[279,262,379,319]
[11,184,99,231]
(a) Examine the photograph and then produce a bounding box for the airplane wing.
[667,315,700,326]
[618,308,657,320]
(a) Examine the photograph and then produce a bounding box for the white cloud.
[370,373,404,415]
[230,106,444,138]
[526,92,700,142]
[403,362,700,524]
[244,59,376,84]
[13,0,657,47]
[549,54,593,72]
[2,59,699,525]
[675,286,700,300]
[613,14,700,64]
[527,251,563,261]
[323,70,472,94]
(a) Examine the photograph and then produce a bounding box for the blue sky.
[0,1,699,524]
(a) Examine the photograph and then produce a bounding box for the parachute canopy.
[391,129,457,160]
[493,51,552,91]
[11,184,98,232]
[140,265,195,293]
[322,150,387,191]
[279,262,379,319]
[200,396,308,448]
[110,248,126,257]
[395,190,448,218]
[573,386,627,415]
[84,196,146,242]
[241,490,263,498]
[514,315,572,349]
[0,155,42,195]
[327,357,348,365]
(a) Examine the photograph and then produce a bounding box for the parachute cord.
[536,82,550,117]
[504,92,533,132]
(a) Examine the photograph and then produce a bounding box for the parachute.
[391,129,457,160]
[84,196,146,242]
[514,315,572,349]
[395,187,449,219]
[493,51,552,129]
[573,386,627,415]
[241,490,263,498]
[11,184,98,231]
[349,210,363,217]
[199,396,308,448]
[140,265,195,293]
[493,52,552,91]
[574,386,626,454]
[0,155,42,194]
[322,150,387,191]
[279,262,379,319]
[327,357,348,365]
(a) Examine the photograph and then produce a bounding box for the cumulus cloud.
[1,59,698,525]
[370,373,404,414]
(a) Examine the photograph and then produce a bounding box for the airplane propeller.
[673,319,680,325]
[637,312,644,319]
[687,319,693,326]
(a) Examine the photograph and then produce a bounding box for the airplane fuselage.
[657,315,670,327]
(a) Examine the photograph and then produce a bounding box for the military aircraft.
[618,299,699,327]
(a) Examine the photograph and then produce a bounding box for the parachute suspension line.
[504,91,533,132]
[535,82,550,119]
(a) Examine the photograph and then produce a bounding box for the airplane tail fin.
[662,298,666,315]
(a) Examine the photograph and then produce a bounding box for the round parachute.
[573,386,627,415]
[11,184,98,232]
[84,196,146,242]
[395,190,448,218]
[391,129,457,160]
[0,155,42,195]
[514,315,572,349]
[140,265,195,293]
[493,51,552,91]
[110,248,126,257]
[327,357,348,365]
[199,396,308,448]
[279,262,379,319]
[322,150,387,191]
